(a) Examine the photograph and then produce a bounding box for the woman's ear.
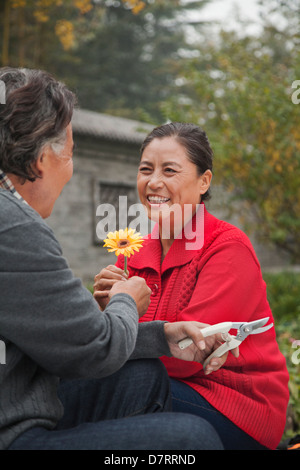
[199,170,213,195]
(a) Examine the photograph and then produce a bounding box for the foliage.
[0,0,212,122]
[1,0,147,57]
[160,19,300,261]
[263,271,300,323]
[263,271,300,436]
[62,0,201,121]
[276,320,300,437]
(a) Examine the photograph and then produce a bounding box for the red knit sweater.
[116,205,289,449]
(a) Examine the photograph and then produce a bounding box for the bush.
[263,271,300,322]
[263,271,300,437]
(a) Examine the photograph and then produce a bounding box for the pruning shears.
[178,317,273,369]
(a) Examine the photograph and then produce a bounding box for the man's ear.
[32,146,51,177]
[199,170,213,195]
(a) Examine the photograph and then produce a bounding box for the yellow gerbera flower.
[103,228,144,258]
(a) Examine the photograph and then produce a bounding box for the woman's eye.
[165,168,176,173]
[139,167,152,173]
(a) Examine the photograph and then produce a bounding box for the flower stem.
[124,256,128,276]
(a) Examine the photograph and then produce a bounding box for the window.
[93,180,141,244]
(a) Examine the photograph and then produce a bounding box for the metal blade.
[238,317,272,340]
[247,317,270,331]
[250,323,273,334]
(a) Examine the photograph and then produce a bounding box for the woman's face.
[137,136,212,230]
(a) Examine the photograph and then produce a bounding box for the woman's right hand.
[93,265,128,311]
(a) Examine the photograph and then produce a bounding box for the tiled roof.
[71,108,154,144]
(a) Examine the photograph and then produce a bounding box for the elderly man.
[0,68,227,450]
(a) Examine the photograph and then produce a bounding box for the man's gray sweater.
[0,189,170,450]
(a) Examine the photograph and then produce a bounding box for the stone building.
[47,108,290,285]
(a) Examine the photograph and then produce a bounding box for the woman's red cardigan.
[116,205,289,449]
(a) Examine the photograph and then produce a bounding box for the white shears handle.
[178,322,233,350]
[178,322,239,370]
[202,336,241,369]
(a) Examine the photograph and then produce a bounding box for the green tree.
[160,5,300,261]
[0,0,212,122]
[52,0,211,122]
[0,1,142,66]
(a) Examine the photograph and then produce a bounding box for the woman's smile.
[146,194,171,206]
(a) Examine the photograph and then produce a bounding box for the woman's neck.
[160,236,174,262]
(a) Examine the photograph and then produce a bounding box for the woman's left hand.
[164,321,239,375]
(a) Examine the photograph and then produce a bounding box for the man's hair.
[0,68,76,182]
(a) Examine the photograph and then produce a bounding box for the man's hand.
[109,276,152,318]
[164,321,239,374]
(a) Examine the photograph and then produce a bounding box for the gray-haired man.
[0,67,226,450]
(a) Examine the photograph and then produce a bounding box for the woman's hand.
[93,265,128,310]
[164,321,239,374]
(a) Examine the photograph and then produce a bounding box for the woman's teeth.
[147,196,170,204]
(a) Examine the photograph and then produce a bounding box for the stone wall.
[47,135,143,284]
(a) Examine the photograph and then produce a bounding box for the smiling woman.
[94,121,290,450]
